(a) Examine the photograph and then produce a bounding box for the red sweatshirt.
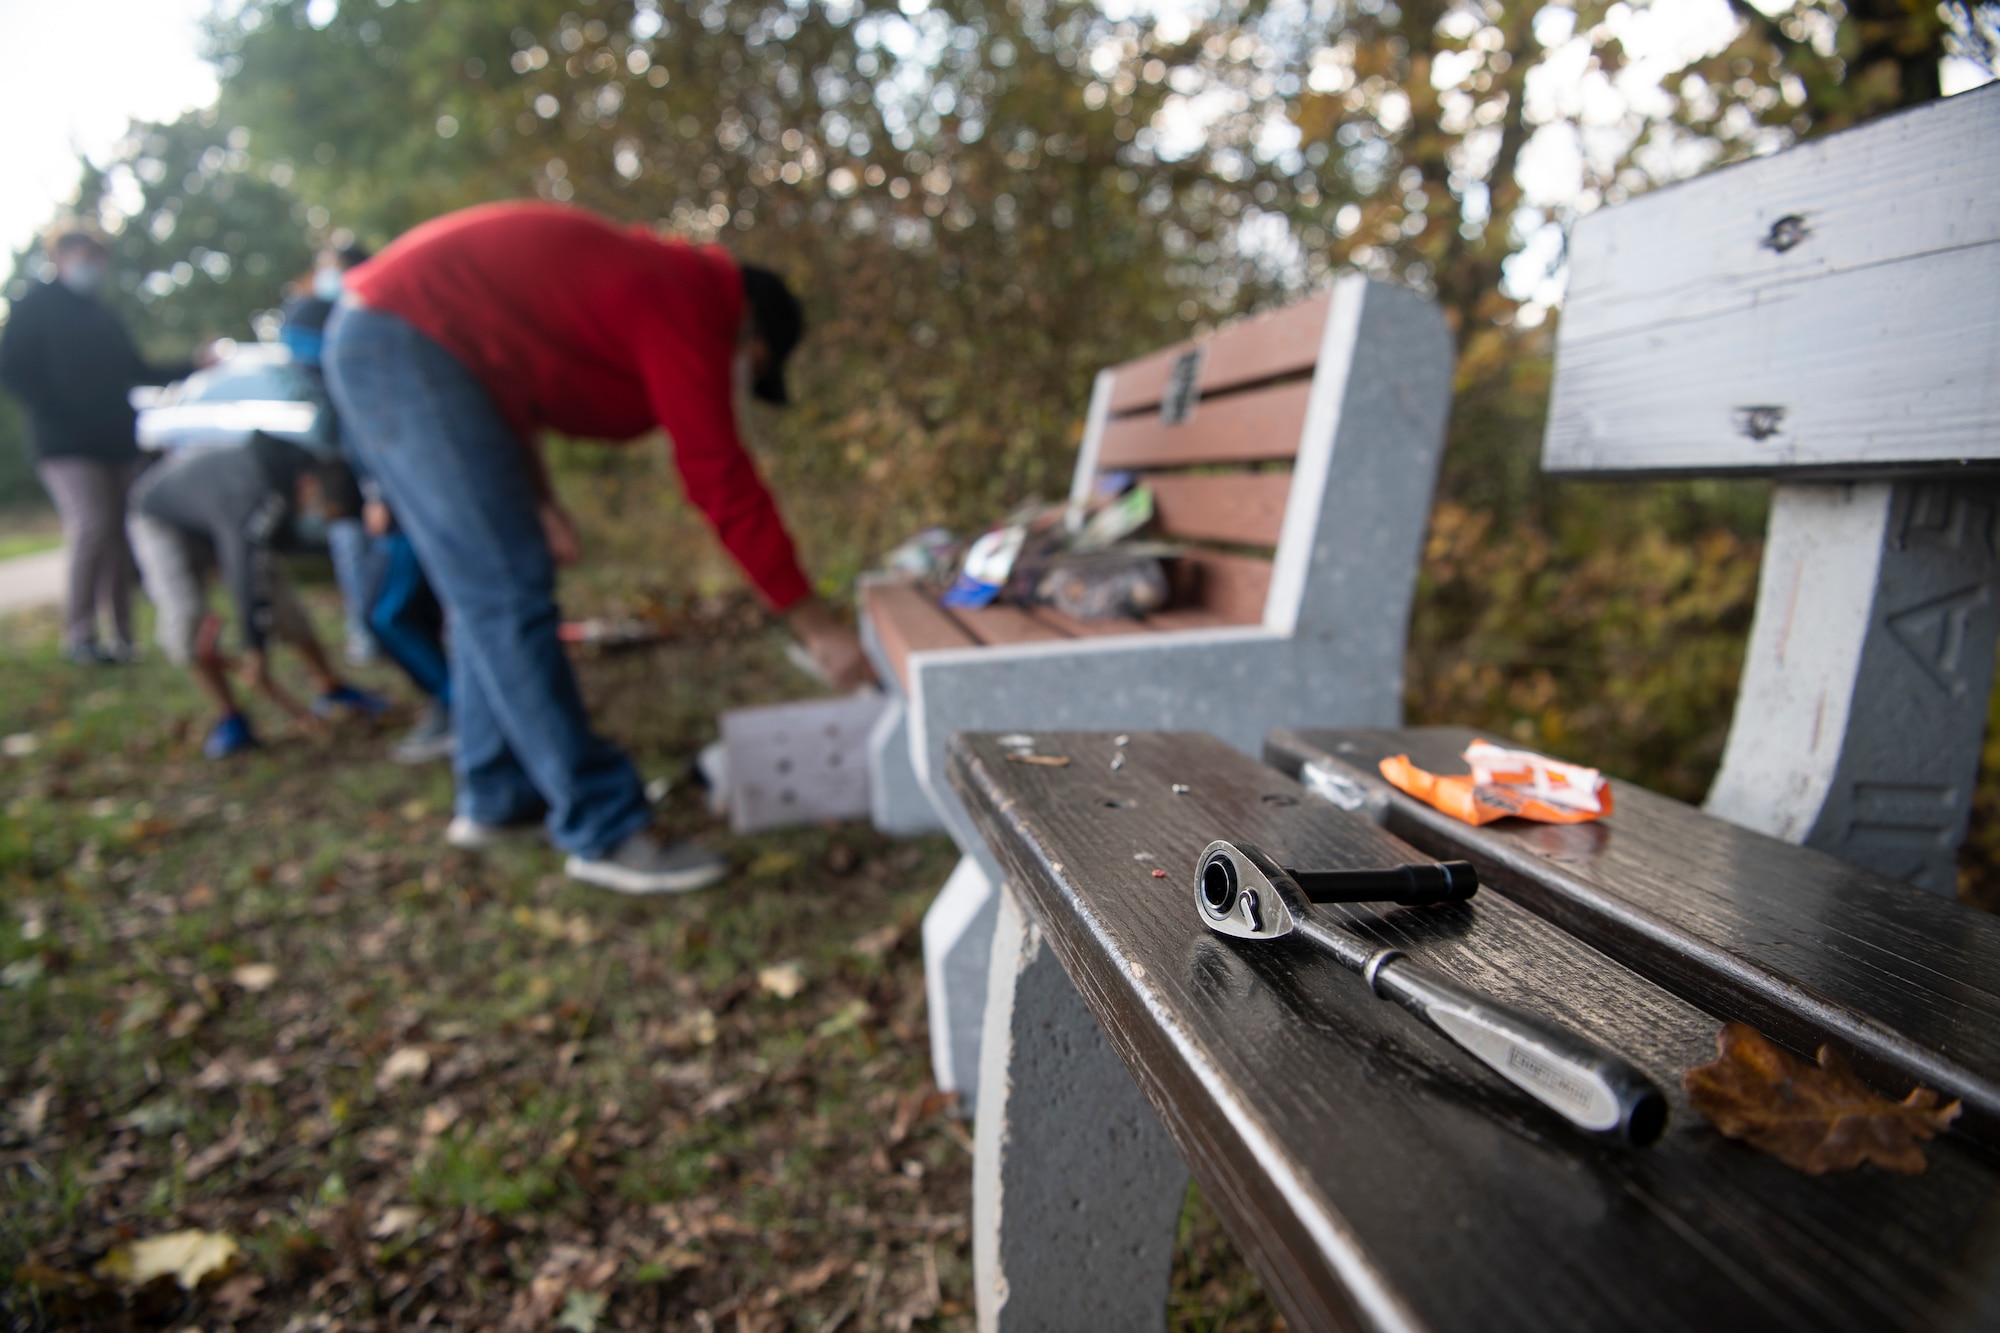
[346,201,811,610]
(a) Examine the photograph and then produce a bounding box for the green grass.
[0,532,60,562]
[0,592,1281,1330]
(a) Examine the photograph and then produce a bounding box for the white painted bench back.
[1543,86,2000,894]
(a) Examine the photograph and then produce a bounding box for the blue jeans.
[326,517,379,651]
[323,303,649,857]
[368,531,450,704]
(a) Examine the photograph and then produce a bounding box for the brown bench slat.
[1144,471,1292,546]
[1107,293,1331,414]
[1143,608,1233,631]
[1264,725,2000,1142]
[948,605,1069,647]
[952,731,2000,1333]
[1027,607,1153,639]
[862,582,978,690]
[1096,379,1313,471]
[1173,551,1272,624]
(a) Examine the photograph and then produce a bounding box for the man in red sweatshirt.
[323,202,867,895]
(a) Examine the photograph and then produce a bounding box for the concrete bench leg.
[922,855,999,1108]
[1707,480,2000,894]
[973,884,1190,1333]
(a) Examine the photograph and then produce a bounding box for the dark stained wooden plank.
[1108,292,1331,414]
[1171,550,1272,623]
[1264,726,2000,1143]
[947,604,1069,647]
[1144,470,1293,546]
[1096,380,1314,470]
[950,731,2000,1333]
[860,582,977,690]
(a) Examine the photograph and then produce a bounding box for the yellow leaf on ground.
[96,1228,241,1290]
[376,1045,432,1091]
[748,850,800,878]
[758,962,805,1000]
[230,962,278,992]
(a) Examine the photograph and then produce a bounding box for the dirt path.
[0,547,63,617]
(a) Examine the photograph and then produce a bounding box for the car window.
[179,358,314,404]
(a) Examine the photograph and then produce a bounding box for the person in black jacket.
[0,225,203,662]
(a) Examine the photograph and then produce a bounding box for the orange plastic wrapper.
[1378,740,1614,827]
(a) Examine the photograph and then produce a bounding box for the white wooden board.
[1545,84,2000,476]
[720,690,889,834]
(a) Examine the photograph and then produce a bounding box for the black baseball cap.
[740,264,803,406]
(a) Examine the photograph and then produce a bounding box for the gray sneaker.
[390,700,455,765]
[445,814,544,851]
[566,832,727,896]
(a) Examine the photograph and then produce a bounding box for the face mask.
[58,260,107,296]
[292,508,329,547]
[311,267,344,301]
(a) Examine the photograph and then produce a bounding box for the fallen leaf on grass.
[514,905,599,946]
[230,962,278,992]
[210,1271,266,1319]
[559,1289,608,1332]
[13,1086,53,1136]
[165,1001,206,1039]
[850,924,902,962]
[96,1228,241,1291]
[182,1123,249,1182]
[694,1083,753,1116]
[749,849,801,879]
[1684,1023,1961,1175]
[376,1045,432,1091]
[781,1255,847,1297]
[371,1206,422,1240]
[2,732,39,758]
[815,999,871,1039]
[1,956,44,988]
[758,962,804,1000]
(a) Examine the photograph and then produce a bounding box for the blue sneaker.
[202,713,258,759]
[313,684,390,720]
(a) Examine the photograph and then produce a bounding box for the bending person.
[129,435,386,758]
[323,201,868,896]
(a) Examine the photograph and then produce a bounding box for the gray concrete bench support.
[973,883,1189,1332]
[1706,479,2000,895]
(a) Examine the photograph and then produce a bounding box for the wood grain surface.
[1108,294,1331,414]
[860,583,977,687]
[1266,726,2000,1143]
[1097,379,1315,470]
[950,730,2000,1333]
[1543,85,2000,475]
[1144,471,1294,546]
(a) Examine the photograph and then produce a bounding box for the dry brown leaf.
[1683,1023,1961,1175]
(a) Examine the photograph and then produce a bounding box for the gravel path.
[0,547,65,617]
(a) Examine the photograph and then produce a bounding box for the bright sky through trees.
[0,0,218,258]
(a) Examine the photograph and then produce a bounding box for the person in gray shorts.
[130,434,386,758]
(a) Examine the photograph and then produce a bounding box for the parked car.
[132,343,329,454]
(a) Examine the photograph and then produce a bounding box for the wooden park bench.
[935,88,2000,1330]
[857,276,1457,1106]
